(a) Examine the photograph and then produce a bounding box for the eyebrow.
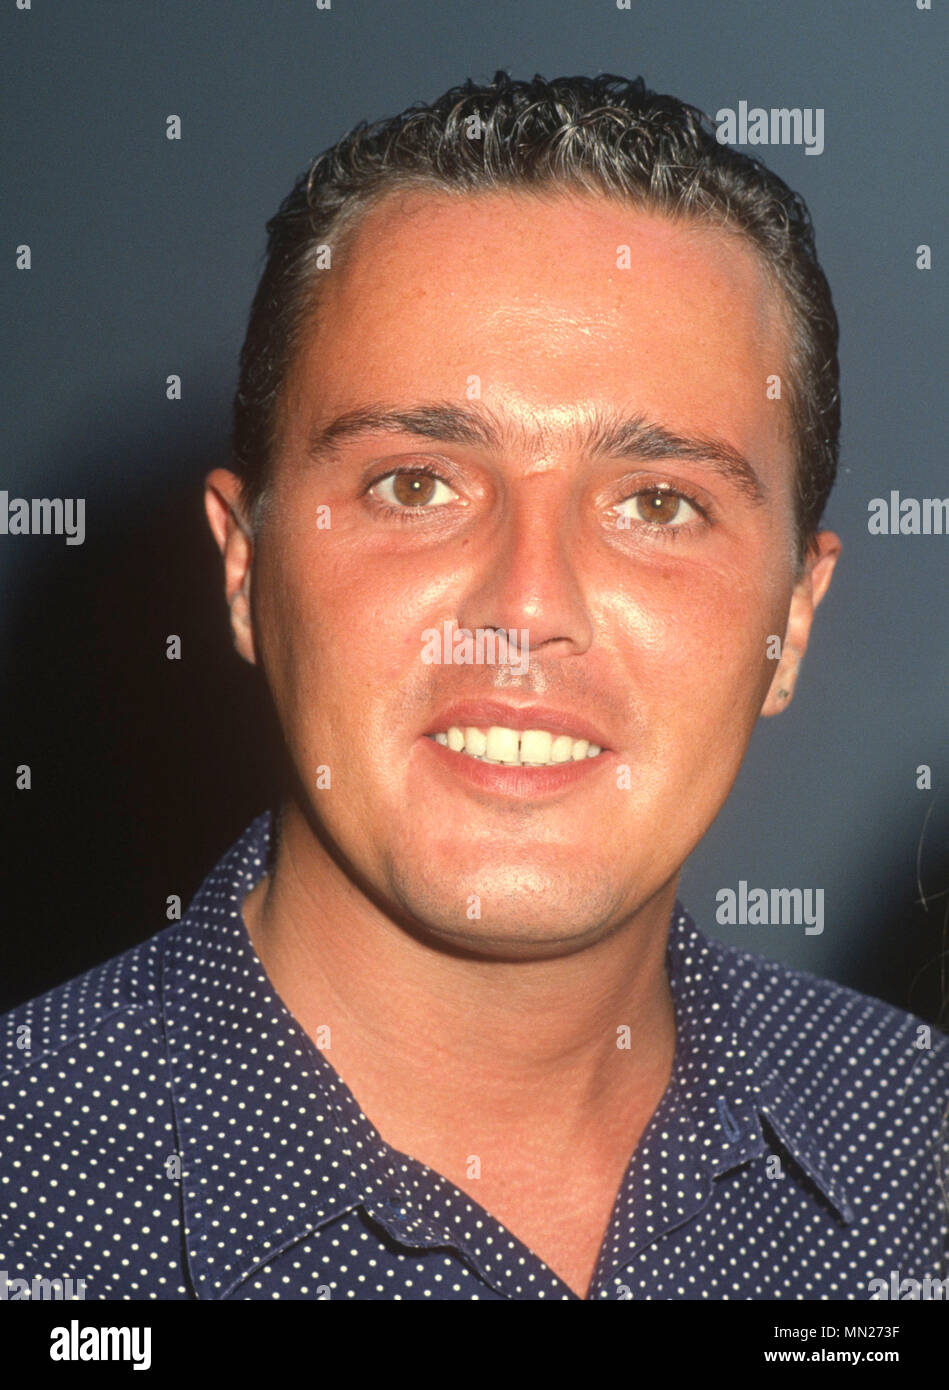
[306,401,766,502]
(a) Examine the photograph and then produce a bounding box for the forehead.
[280,187,792,467]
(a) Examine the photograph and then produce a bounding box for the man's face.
[223,189,837,957]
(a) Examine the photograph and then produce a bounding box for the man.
[2,72,947,1301]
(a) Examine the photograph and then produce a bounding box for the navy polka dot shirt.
[2,811,947,1299]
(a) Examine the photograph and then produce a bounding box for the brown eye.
[393,473,436,506]
[636,489,683,524]
[615,487,701,529]
[370,470,456,508]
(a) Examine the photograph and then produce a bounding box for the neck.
[242,802,678,1151]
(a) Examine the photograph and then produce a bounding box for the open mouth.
[427,724,604,766]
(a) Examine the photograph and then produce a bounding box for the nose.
[456,471,594,657]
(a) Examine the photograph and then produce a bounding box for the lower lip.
[418,735,611,799]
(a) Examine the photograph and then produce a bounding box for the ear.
[204,468,258,666]
[761,529,841,716]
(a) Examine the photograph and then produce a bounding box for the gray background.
[1,0,946,1014]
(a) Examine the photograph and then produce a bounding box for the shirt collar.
[162,812,391,1298]
[590,907,854,1290]
[161,811,852,1299]
[663,906,855,1221]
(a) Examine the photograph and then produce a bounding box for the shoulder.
[0,929,189,1281]
[700,928,949,1131]
[705,928,943,1045]
[0,925,176,1081]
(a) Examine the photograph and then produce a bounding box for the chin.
[387,866,626,960]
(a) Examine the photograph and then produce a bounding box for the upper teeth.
[431,725,602,764]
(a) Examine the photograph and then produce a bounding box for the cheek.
[252,529,449,741]
[250,537,340,733]
[609,557,787,721]
[299,528,474,687]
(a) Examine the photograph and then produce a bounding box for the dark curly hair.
[231,71,840,557]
